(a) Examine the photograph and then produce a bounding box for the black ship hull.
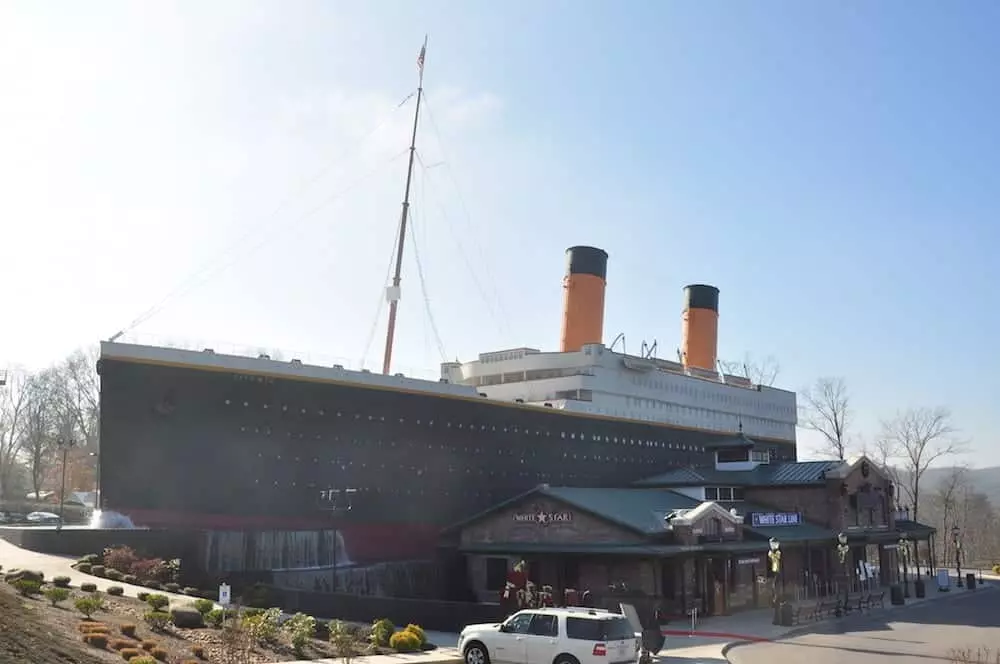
[98,356,796,564]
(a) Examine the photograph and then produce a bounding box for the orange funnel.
[681,284,719,371]
[559,246,608,352]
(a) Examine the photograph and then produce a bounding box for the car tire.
[464,642,490,664]
[554,655,580,664]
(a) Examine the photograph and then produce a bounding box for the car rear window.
[565,617,633,641]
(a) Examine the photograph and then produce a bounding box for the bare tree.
[19,370,61,498]
[54,347,100,451]
[800,376,851,460]
[927,466,969,566]
[880,407,964,523]
[720,353,780,387]
[0,369,30,500]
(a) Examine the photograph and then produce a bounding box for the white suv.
[459,607,639,664]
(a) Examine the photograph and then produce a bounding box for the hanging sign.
[751,512,802,527]
[512,510,573,525]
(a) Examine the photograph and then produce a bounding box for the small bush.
[77,562,93,574]
[144,611,171,631]
[109,638,133,651]
[107,585,124,596]
[371,618,394,647]
[5,569,43,584]
[79,554,100,565]
[191,644,205,658]
[75,596,104,618]
[119,647,141,660]
[137,591,150,602]
[164,582,181,593]
[992,565,1000,576]
[182,660,201,664]
[151,647,169,661]
[83,633,109,649]
[205,608,224,628]
[43,586,70,606]
[141,640,158,651]
[404,623,427,645]
[283,612,317,656]
[143,580,161,589]
[102,545,139,574]
[193,598,214,615]
[106,569,124,581]
[170,606,204,628]
[129,657,157,664]
[145,594,169,610]
[123,574,138,585]
[78,622,109,634]
[389,630,421,653]
[81,582,97,593]
[13,579,41,596]
[53,575,72,588]
[183,586,199,595]
[121,623,138,638]
[91,565,106,577]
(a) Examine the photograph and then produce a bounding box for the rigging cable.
[419,90,512,337]
[358,221,402,370]
[408,165,448,362]
[108,91,416,341]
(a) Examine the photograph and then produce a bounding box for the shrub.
[77,562,93,574]
[144,611,171,631]
[143,580,161,590]
[993,565,1000,576]
[5,569,43,584]
[43,586,70,606]
[53,575,72,588]
[79,554,100,565]
[371,618,394,647]
[13,579,41,596]
[81,582,97,593]
[83,633,109,649]
[205,608,224,628]
[164,582,181,593]
[404,623,427,645]
[77,622,109,634]
[129,657,157,664]
[103,545,139,574]
[124,574,138,585]
[283,612,316,656]
[137,591,150,602]
[170,606,205,628]
[75,596,104,618]
[389,629,421,653]
[119,647,141,660]
[107,585,124,596]
[141,640,159,651]
[191,644,205,658]
[182,660,201,664]
[243,607,282,644]
[91,565,106,577]
[193,598,214,615]
[329,620,368,663]
[145,594,170,610]
[151,647,169,661]
[130,558,171,584]
[106,569,124,581]
[121,623,138,638]
[109,638,133,651]
[242,607,264,618]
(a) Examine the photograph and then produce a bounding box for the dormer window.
[705,486,745,501]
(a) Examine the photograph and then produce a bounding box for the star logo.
[536,511,549,525]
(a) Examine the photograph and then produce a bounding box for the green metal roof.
[633,460,845,488]
[459,542,701,556]
[748,522,838,542]
[540,486,701,535]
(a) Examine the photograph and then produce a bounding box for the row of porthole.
[250,452,686,470]
[249,474,601,488]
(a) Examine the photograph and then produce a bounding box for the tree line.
[0,347,99,504]
[800,376,998,567]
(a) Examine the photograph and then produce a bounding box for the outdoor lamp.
[836,532,850,564]
[767,538,782,573]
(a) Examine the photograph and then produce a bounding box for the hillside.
[917,466,1000,506]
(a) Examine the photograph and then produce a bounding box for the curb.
[661,629,770,642]
[721,641,754,659]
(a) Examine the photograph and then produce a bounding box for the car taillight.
[593,643,607,656]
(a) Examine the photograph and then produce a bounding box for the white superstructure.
[441,343,796,442]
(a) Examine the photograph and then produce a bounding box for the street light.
[768,538,782,625]
[952,524,963,588]
[897,531,910,598]
[56,436,77,531]
[836,533,850,616]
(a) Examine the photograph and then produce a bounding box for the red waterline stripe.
[661,629,772,642]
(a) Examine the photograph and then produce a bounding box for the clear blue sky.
[3,1,997,463]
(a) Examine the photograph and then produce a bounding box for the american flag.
[417,42,426,74]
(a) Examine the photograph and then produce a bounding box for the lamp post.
[768,538,782,625]
[897,531,910,598]
[56,436,77,531]
[835,532,850,617]
[952,525,963,588]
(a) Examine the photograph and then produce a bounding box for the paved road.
[728,587,1000,664]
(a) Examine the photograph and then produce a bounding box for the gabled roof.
[633,460,845,488]
[443,484,701,536]
[702,432,757,449]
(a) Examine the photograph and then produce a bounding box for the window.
[528,614,558,637]
[503,613,534,634]
[732,487,746,501]
[705,487,719,500]
[718,487,733,501]
[565,617,633,641]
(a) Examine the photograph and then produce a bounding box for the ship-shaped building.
[98,246,798,565]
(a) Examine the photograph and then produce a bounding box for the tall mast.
[381,36,427,376]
